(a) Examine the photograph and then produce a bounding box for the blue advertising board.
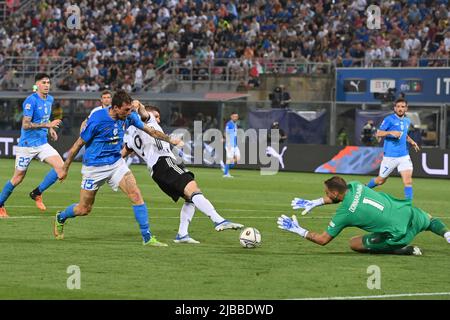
[336,68,450,103]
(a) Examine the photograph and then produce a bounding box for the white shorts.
[81,158,130,192]
[379,155,413,178]
[226,146,240,160]
[15,144,59,171]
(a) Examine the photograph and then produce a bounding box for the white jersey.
[124,113,175,169]
[88,105,109,118]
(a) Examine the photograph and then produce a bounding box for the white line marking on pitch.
[294,292,450,300]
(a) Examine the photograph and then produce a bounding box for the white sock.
[178,202,195,236]
[280,146,287,157]
[191,193,224,224]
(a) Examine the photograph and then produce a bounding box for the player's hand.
[170,137,184,148]
[131,100,142,110]
[410,141,420,152]
[277,214,308,237]
[389,131,402,139]
[48,119,62,129]
[59,168,68,181]
[291,198,321,215]
[49,128,58,141]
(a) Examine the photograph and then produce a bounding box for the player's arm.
[121,145,135,158]
[141,124,183,147]
[277,215,334,246]
[407,135,420,152]
[79,118,87,134]
[132,100,151,122]
[22,116,61,130]
[376,129,402,139]
[60,137,86,181]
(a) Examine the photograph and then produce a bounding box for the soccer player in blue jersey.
[54,90,183,246]
[0,73,64,218]
[366,98,420,200]
[221,112,240,178]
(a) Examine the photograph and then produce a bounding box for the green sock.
[427,218,448,237]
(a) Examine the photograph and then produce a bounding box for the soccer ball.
[239,227,261,248]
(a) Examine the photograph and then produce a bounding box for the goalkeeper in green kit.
[278,176,450,255]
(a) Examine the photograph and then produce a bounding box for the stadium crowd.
[0,0,449,92]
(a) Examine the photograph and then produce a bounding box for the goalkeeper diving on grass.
[279,176,450,255]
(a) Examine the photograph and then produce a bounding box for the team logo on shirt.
[113,128,118,136]
[25,103,31,110]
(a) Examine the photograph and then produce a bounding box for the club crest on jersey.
[113,128,118,136]
[25,103,31,110]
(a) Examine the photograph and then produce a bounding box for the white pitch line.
[294,292,450,300]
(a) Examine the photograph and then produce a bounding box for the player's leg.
[0,169,28,218]
[424,212,450,243]
[117,171,167,246]
[367,157,396,188]
[54,188,98,240]
[398,155,414,199]
[174,201,200,244]
[29,145,64,211]
[184,180,243,231]
[0,149,36,217]
[350,234,422,255]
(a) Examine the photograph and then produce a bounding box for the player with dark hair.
[366,98,420,199]
[54,90,183,246]
[279,176,450,255]
[0,73,64,217]
[221,112,240,178]
[123,102,243,244]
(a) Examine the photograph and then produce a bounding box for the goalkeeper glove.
[291,197,325,215]
[277,214,309,238]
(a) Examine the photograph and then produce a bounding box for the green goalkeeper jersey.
[326,181,430,240]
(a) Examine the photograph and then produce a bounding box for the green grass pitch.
[0,159,449,299]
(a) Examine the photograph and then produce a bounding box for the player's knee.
[128,188,143,204]
[349,237,365,252]
[376,177,386,185]
[403,177,412,186]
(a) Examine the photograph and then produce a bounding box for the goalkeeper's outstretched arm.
[305,231,333,246]
[277,214,334,246]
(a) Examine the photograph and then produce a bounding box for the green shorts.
[362,208,431,252]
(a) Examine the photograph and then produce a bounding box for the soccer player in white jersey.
[123,102,244,244]
[54,91,183,246]
[366,98,420,200]
[0,73,64,217]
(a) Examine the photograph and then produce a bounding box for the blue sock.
[404,186,413,200]
[367,178,377,189]
[58,203,77,223]
[224,164,230,175]
[0,181,15,207]
[38,169,58,194]
[133,203,151,242]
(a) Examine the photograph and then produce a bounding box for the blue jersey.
[19,93,54,147]
[225,120,238,147]
[80,108,145,166]
[379,114,411,157]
